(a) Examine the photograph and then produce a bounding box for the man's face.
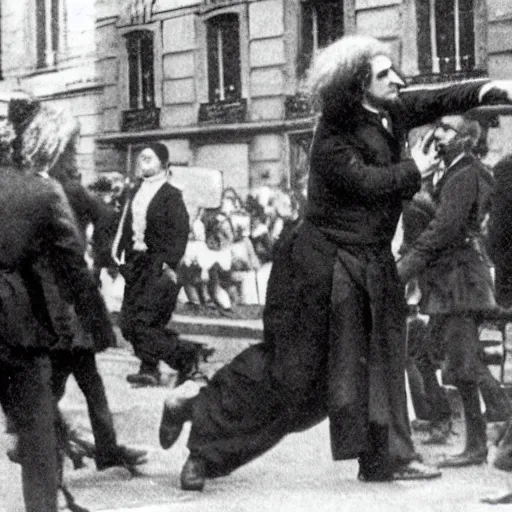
[365,55,405,105]
[433,116,465,161]
[136,147,163,178]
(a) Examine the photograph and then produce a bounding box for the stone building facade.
[1,0,512,190]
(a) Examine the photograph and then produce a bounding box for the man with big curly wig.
[158,35,512,490]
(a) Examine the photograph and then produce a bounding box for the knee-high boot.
[438,381,488,467]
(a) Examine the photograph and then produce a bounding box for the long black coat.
[0,168,115,356]
[274,82,488,459]
[186,81,497,475]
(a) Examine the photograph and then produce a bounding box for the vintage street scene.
[3,1,512,511]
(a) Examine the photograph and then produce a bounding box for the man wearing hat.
[113,142,208,386]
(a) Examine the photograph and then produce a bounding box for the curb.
[169,314,263,340]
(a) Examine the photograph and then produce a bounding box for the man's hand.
[410,128,441,178]
[479,80,512,103]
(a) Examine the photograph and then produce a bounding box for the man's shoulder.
[160,180,185,199]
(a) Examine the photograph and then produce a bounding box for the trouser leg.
[71,351,118,465]
[478,361,512,422]
[416,354,452,423]
[4,355,59,512]
[457,380,487,452]
[121,260,183,370]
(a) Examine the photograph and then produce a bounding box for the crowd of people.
[5,33,512,511]
[179,184,304,313]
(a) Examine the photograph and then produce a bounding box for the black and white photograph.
[3,0,512,510]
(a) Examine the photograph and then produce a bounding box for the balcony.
[285,92,314,120]
[198,98,247,124]
[121,107,160,132]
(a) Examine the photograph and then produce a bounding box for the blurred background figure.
[114,142,210,387]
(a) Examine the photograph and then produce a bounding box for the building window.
[417,0,475,75]
[298,0,343,76]
[207,13,241,103]
[36,0,60,68]
[124,30,155,109]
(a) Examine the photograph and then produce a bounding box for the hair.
[140,142,169,167]
[307,35,390,117]
[18,103,80,174]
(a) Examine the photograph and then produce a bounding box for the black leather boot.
[438,381,488,468]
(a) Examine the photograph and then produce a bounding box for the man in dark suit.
[113,142,207,386]
[0,95,118,511]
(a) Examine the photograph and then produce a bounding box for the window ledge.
[23,66,60,78]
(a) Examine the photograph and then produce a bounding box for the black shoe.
[392,460,442,480]
[437,448,487,468]
[481,492,512,504]
[96,445,148,471]
[180,456,206,491]
[494,443,512,471]
[159,380,204,449]
[175,343,214,388]
[357,470,392,482]
[126,372,160,387]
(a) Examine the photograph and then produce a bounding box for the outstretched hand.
[479,80,512,103]
[410,128,441,178]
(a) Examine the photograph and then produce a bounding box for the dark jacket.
[0,167,116,353]
[398,154,496,314]
[116,181,189,270]
[487,154,512,306]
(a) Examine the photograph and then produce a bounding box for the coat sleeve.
[397,168,478,283]
[311,134,421,201]
[399,82,485,131]
[42,182,116,351]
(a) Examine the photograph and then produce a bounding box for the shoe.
[180,456,206,491]
[436,448,487,468]
[97,445,148,471]
[481,491,512,504]
[174,342,214,388]
[126,372,160,387]
[492,443,512,471]
[357,470,392,482]
[159,380,204,449]
[392,460,442,480]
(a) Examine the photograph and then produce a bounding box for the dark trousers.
[51,349,119,467]
[407,355,452,423]
[0,352,58,512]
[120,253,182,370]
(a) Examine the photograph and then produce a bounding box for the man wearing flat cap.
[113,142,207,386]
